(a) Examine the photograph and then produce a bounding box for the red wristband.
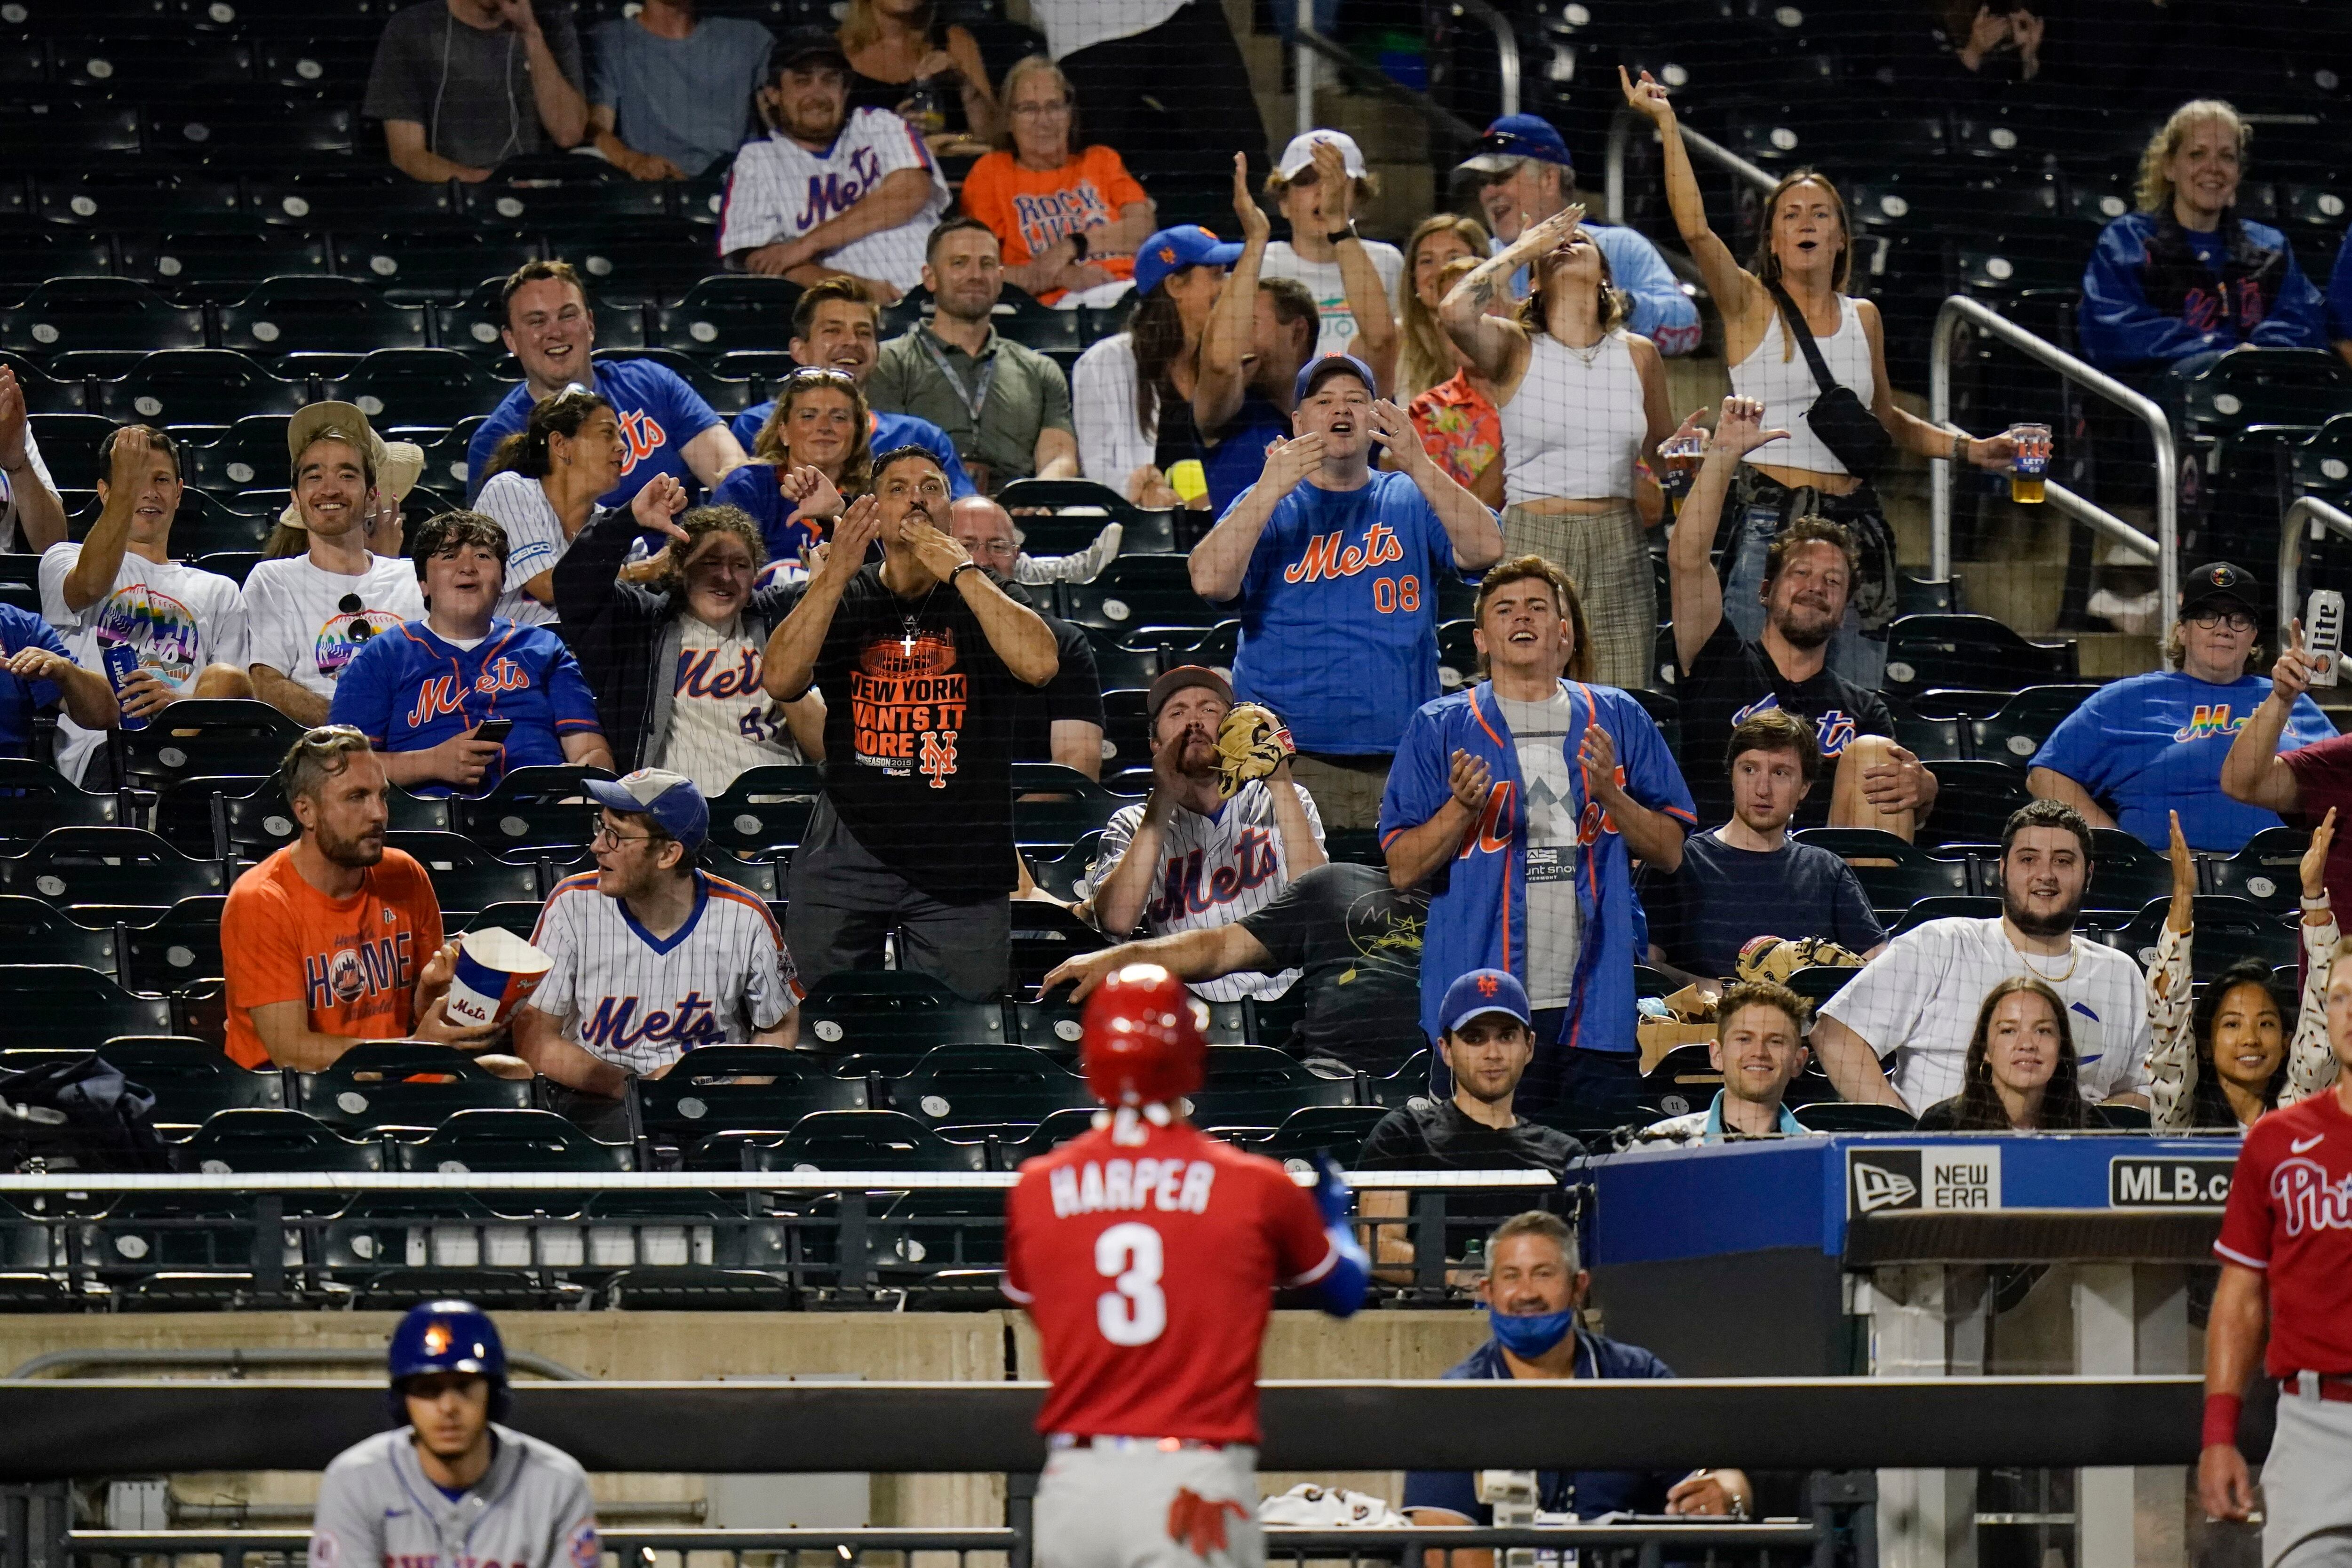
[2202,1392,2244,1449]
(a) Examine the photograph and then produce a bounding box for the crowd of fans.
[0,6,2349,1141]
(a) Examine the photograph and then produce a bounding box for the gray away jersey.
[310,1425,598,1568]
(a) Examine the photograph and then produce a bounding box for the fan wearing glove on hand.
[1085,666,1327,1004]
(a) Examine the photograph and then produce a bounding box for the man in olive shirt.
[869,218,1078,493]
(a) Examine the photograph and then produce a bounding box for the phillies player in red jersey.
[1004,963,1369,1568]
[2200,919,2352,1566]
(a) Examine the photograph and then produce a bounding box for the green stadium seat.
[115,896,227,994]
[381,832,539,916]
[743,1108,986,1171]
[0,759,123,850]
[800,970,1008,1059]
[0,826,226,911]
[325,348,518,430]
[636,1045,867,1149]
[449,765,611,852]
[112,699,304,795]
[1186,1045,1356,1135]
[2204,825,2308,914]
[1247,1103,1389,1166]
[887,1043,1090,1134]
[296,1042,534,1132]
[1882,614,2077,701]
[397,1107,634,1172]
[179,1107,379,1172]
[702,764,822,858]
[0,965,171,1040]
[652,275,805,356]
[95,348,308,423]
[0,893,118,973]
[218,275,429,358]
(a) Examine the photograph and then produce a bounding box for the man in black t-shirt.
[1668,397,1939,836]
[949,496,1105,777]
[764,446,1060,1000]
[1039,862,1427,1075]
[1354,969,1580,1273]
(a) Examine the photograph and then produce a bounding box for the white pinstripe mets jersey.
[528,871,801,1075]
[716,108,948,291]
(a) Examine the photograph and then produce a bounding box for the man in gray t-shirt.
[1497,687,1583,1010]
[589,0,771,180]
[363,0,587,182]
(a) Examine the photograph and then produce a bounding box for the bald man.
[950,495,1104,779]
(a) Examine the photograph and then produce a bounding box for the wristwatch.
[1067,229,1089,261]
[1325,222,1359,246]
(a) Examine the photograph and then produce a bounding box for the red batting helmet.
[1081,963,1207,1107]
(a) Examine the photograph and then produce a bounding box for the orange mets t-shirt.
[959,146,1147,303]
[221,846,444,1068]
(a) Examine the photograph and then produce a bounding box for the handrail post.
[1931,307,1957,583]
[1605,107,1630,225]
[1453,0,1519,117]
[1295,0,1315,138]
[2278,496,2352,654]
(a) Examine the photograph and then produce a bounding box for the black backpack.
[0,1052,172,1173]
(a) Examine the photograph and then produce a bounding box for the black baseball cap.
[773,27,849,73]
[2179,561,2260,617]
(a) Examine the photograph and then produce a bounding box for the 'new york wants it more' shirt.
[802,565,1031,904]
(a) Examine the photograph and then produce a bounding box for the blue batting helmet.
[387,1299,510,1423]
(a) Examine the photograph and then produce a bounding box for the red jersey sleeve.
[1001,1171,1036,1303]
[1264,1164,1338,1287]
[2215,1120,2278,1271]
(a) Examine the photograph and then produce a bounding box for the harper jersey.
[2214,1090,2352,1377]
[310,1425,598,1568]
[716,108,949,291]
[328,619,604,796]
[1002,1117,1339,1445]
[1091,780,1326,1003]
[527,870,801,1075]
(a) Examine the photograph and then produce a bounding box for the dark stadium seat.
[179,414,294,493]
[1248,1103,1389,1165]
[122,231,337,302]
[1881,615,2078,700]
[1793,1102,1917,1132]
[0,349,96,414]
[217,275,429,358]
[97,1036,285,1126]
[400,418,490,496]
[397,1108,634,1172]
[2204,826,2308,915]
[54,32,254,91]
[1007,899,1111,991]
[2294,413,2352,505]
[2106,896,2297,981]
[146,96,355,160]
[115,896,227,993]
[636,1045,867,1149]
[1890,894,2003,935]
[331,233,542,300]
[296,1043,534,1132]
[0,758,124,849]
[799,971,1007,1058]
[0,826,226,910]
[560,234,728,307]
[741,1108,987,1172]
[1058,555,1219,634]
[886,1043,1090,1134]
[652,275,805,356]
[701,848,780,899]
[1965,684,2102,764]
[1025,833,1101,906]
[465,159,669,230]
[94,348,308,424]
[36,164,243,231]
[1908,761,2032,848]
[381,832,539,916]
[0,964,171,1039]
[1096,687,1150,774]
[252,34,377,94]
[324,349,518,430]
[1187,1045,1357,1135]
[1010,763,1129,845]
[156,774,449,861]
[2083,828,2176,915]
[449,765,612,852]
[254,166,460,231]
[0,104,142,163]
[179,1107,379,1171]
[461,901,541,939]
[2,278,207,361]
[0,892,119,973]
[600,1266,795,1309]
[1007,1104,1097,1161]
[2176,347,2352,440]
[24,411,114,487]
[112,699,303,794]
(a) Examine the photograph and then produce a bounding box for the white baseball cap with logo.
[1276,129,1368,182]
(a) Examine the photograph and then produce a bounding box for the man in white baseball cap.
[1255,129,1402,382]
[245,402,432,725]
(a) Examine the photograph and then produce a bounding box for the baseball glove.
[1214,702,1295,799]
[1735,934,1867,985]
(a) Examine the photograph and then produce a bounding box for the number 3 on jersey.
[1094,1221,1166,1345]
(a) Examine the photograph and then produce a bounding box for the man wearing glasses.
[221,728,507,1070]
[511,768,801,1095]
[2042,560,2334,852]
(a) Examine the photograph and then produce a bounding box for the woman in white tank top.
[1438,208,1676,689]
[1621,66,2018,685]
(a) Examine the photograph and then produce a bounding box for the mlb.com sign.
[1846,1146,2004,1215]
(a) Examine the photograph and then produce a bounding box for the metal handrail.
[1931,293,2180,645]
[1292,24,1484,147]
[2276,494,2352,653]
[1449,0,1520,118]
[1604,105,1778,224]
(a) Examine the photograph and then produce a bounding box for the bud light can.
[101,643,147,730]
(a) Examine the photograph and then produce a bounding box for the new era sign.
[1846,1146,2003,1215]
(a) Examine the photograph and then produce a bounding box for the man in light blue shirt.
[588,0,771,179]
[1458,113,1701,356]
[1639,978,1819,1143]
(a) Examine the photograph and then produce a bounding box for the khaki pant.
[1500,501,1655,691]
[1287,753,1391,831]
[1035,1442,1262,1568]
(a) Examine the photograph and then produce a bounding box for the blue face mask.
[1488,1306,1576,1359]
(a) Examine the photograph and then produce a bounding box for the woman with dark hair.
[1621,66,2017,685]
[1440,205,1676,690]
[2147,809,2339,1131]
[1917,976,2091,1131]
[473,388,625,628]
[959,55,1154,306]
[1069,224,1240,506]
[710,367,870,571]
[556,475,823,784]
[1397,213,1493,401]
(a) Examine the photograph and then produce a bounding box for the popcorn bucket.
[444,927,553,1027]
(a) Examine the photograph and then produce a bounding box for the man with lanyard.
[1403,1211,1752,1525]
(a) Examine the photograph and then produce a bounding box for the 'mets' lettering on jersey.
[850,630,964,785]
[1283,522,1404,585]
[404,657,533,728]
[1048,1155,1217,1218]
[801,146,886,228]
[579,991,724,1052]
[1149,831,1278,923]
[2174,703,2249,742]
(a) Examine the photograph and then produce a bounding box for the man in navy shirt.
[1404,1210,1753,1524]
[728,277,975,499]
[1645,708,1885,986]
[0,604,116,758]
[330,512,614,796]
[1189,353,1502,828]
[466,260,747,507]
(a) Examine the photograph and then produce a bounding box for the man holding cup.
[511,768,803,1098]
[221,727,511,1070]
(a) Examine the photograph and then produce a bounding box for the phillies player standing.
[1004,963,1368,1567]
[2200,928,2352,1564]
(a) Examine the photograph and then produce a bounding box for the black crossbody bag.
[1766,279,1891,482]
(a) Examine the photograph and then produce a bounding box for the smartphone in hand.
[473,718,515,743]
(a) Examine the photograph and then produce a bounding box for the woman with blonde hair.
[1396,213,1492,400]
[1621,65,2017,686]
[838,0,996,148]
[710,367,869,568]
[957,55,1155,305]
[2081,98,2327,372]
[1404,255,1507,509]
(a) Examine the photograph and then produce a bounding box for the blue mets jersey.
[328,619,604,796]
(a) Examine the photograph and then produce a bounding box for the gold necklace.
[2014,936,2079,985]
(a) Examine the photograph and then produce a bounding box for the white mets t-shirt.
[39,543,246,784]
[241,554,425,698]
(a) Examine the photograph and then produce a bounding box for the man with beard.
[717,30,950,301]
[1669,396,1937,836]
[869,219,1077,493]
[1087,666,1325,1003]
[1812,799,2153,1112]
[763,446,1058,1000]
[220,727,502,1069]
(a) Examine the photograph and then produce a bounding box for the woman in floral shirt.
[1402,256,1506,508]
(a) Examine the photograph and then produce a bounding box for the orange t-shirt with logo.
[220,846,445,1068]
[959,146,1148,302]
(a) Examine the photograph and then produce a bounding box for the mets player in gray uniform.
[310,1300,599,1568]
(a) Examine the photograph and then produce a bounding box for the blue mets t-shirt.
[708,461,829,565]
[727,404,977,499]
[0,604,70,758]
[467,359,723,508]
[2030,669,2337,851]
[328,619,605,796]
[1218,468,1462,755]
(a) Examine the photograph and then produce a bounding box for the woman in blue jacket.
[2081,98,2328,372]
